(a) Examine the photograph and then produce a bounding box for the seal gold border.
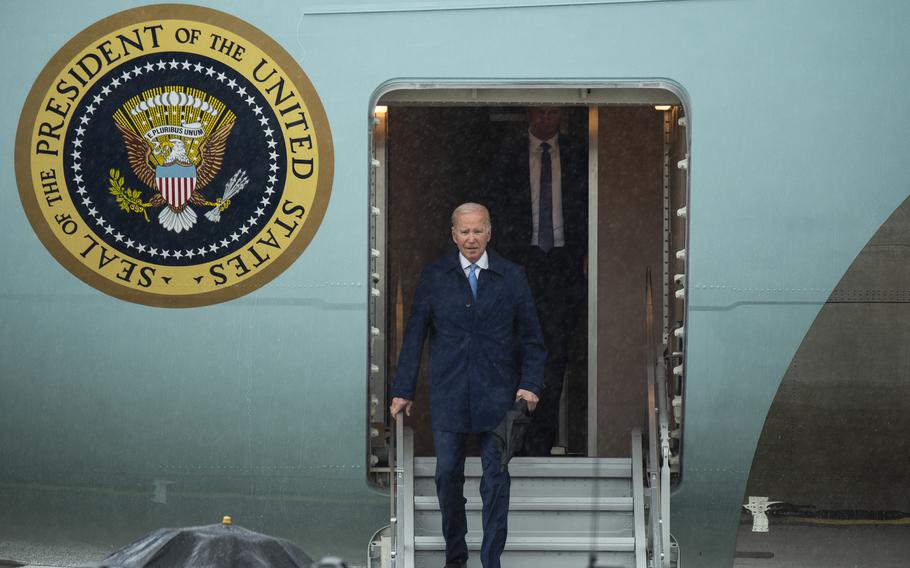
[15,3,334,308]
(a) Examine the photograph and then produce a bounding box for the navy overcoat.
[391,248,546,433]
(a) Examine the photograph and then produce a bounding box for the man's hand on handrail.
[390,397,413,418]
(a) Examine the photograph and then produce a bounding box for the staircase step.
[414,495,633,511]
[415,508,633,538]
[414,457,632,478]
[414,476,631,499]
[414,535,635,552]
[413,496,634,537]
[414,549,636,568]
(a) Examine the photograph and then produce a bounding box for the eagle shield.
[156,164,198,209]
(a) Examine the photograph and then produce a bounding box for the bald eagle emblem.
[112,87,249,233]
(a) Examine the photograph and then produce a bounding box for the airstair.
[402,432,643,568]
[372,423,676,568]
[370,277,680,568]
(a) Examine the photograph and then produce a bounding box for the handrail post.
[388,414,399,568]
[631,429,647,568]
[645,269,673,567]
[656,357,672,568]
[390,413,405,567]
[645,271,664,568]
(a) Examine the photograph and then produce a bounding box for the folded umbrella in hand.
[492,399,532,470]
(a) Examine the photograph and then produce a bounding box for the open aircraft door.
[365,84,688,567]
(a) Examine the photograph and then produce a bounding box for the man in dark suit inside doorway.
[486,106,589,457]
[390,202,546,568]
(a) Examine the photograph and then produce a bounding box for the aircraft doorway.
[368,87,688,468]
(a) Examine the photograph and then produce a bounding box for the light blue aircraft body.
[2,1,909,566]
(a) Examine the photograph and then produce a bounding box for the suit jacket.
[485,133,588,274]
[391,248,546,433]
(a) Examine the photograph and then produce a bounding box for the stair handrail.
[657,355,672,566]
[390,412,403,567]
[645,270,672,568]
[631,428,647,568]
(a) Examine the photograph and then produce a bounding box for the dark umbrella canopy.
[492,399,532,469]
[97,522,313,568]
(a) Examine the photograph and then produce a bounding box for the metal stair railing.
[391,414,414,568]
[656,357,673,567]
[631,429,647,568]
[645,270,673,568]
[389,414,399,568]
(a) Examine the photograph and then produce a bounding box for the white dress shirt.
[528,131,565,248]
[460,251,489,280]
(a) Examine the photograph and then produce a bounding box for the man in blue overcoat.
[390,202,546,568]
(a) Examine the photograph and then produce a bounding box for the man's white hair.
[451,202,491,230]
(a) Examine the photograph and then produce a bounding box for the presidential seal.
[15,5,333,307]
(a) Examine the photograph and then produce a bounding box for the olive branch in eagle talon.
[109,168,154,222]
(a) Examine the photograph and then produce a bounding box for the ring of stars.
[68,56,281,264]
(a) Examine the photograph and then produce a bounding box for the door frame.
[367,80,688,481]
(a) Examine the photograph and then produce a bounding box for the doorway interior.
[368,87,688,468]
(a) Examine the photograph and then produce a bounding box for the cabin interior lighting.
[374,105,388,116]
[654,105,671,111]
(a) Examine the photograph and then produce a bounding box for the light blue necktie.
[468,264,478,300]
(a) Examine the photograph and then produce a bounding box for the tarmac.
[3,524,910,567]
[0,536,111,567]
[733,523,910,568]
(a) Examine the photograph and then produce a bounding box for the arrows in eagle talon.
[205,169,249,223]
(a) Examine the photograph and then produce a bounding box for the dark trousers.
[523,246,584,456]
[433,430,510,568]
